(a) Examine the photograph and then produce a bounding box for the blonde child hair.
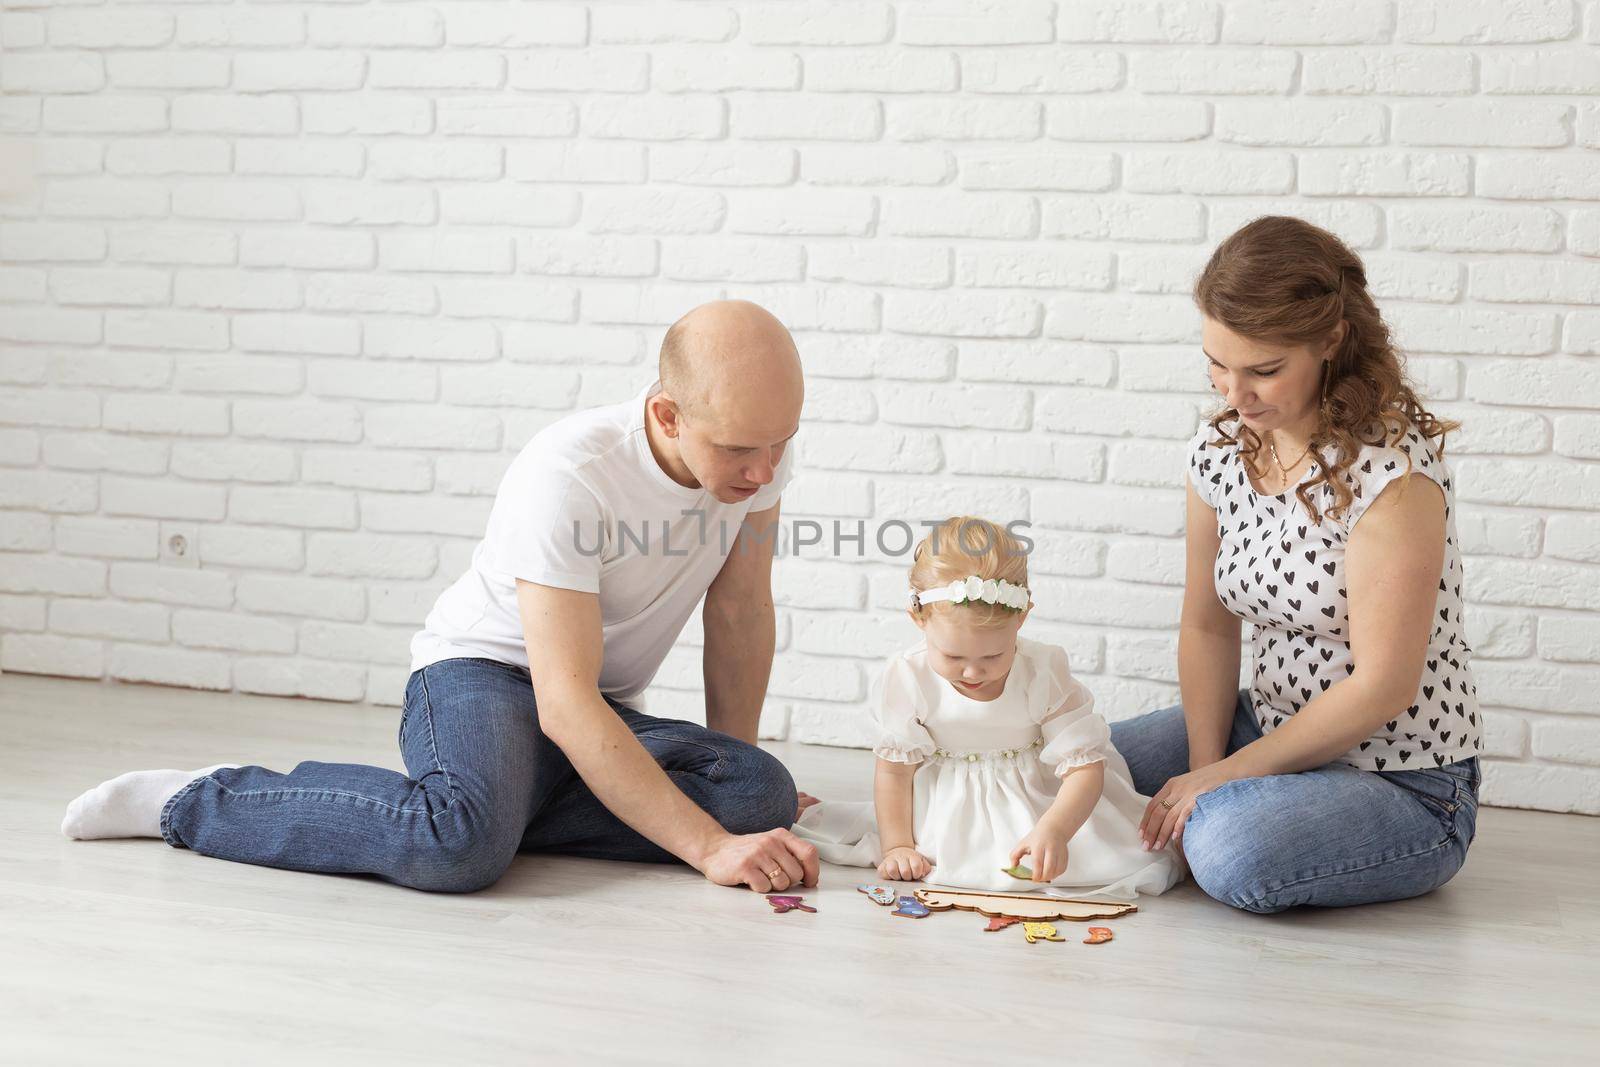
[907,516,1030,630]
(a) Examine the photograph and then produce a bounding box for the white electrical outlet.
[159,522,201,569]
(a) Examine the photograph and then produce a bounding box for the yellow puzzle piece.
[1022,922,1065,944]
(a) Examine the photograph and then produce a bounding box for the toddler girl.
[795,517,1183,897]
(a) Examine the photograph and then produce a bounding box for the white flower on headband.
[912,576,1031,612]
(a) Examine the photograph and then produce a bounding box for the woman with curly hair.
[1110,216,1483,913]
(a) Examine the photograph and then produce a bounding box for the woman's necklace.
[1267,432,1310,475]
[1261,432,1311,493]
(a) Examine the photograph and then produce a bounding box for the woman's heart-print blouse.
[1188,418,1483,772]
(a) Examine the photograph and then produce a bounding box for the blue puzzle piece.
[891,895,930,919]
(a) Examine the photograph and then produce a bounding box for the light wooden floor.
[3,673,1595,1066]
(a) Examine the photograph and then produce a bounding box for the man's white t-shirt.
[409,381,794,702]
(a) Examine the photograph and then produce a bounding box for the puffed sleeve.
[870,652,937,765]
[1025,642,1112,777]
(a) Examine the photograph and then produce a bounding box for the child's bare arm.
[1039,759,1106,839]
[1010,760,1106,882]
[873,757,917,849]
[874,757,932,880]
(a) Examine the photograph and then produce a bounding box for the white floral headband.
[910,576,1031,612]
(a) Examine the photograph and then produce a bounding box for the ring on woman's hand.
[768,868,783,880]
[1159,798,1176,810]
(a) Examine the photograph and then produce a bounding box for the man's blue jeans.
[1110,690,1479,913]
[160,657,799,892]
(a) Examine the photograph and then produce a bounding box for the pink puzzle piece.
[766,895,817,914]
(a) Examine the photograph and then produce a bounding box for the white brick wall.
[2,1,1599,815]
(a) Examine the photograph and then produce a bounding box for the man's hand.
[695,827,819,894]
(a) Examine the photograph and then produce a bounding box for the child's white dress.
[794,638,1184,897]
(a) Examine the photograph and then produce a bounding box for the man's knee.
[399,818,520,894]
[716,744,797,835]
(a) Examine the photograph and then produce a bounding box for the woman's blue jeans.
[1110,690,1479,913]
[160,657,799,892]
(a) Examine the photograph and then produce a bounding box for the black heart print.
[1196,424,1477,771]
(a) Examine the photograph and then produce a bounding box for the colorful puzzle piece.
[1083,926,1113,944]
[856,884,897,906]
[892,895,931,919]
[1001,864,1034,880]
[1023,922,1065,944]
[766,895,816,914]
[984,916,1021,932]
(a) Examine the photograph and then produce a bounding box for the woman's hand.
[878,845,933,882]
[1140,762,1240,851]
[1010,821,1072,883]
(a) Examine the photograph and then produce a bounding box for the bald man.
[63,300,820,895]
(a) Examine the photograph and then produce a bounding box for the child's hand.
[1010,824,1071,884]
[878,846,933,882]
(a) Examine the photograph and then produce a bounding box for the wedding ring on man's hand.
[1159,798,1176,810]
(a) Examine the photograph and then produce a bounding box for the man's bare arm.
[701,502,781,744]
[517,578,817,892]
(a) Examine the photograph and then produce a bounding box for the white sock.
[61,764,238,840]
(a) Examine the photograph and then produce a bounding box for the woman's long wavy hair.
[1195,216,1458,525]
